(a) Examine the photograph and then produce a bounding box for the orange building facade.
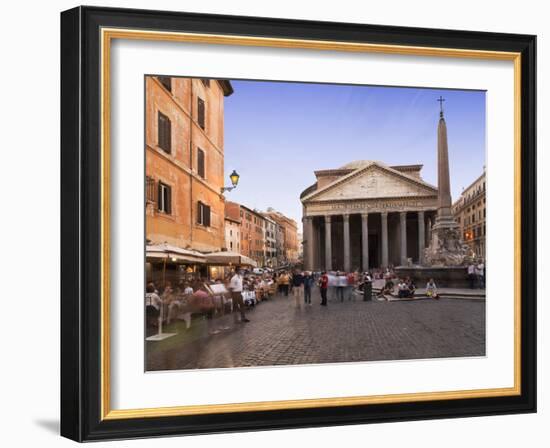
[239,205,267,266]
[264,208,299,264]
[145,76,233,254]
[224,201,242,253]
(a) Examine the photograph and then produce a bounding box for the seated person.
[406,278,416,298]
[426,278,439,299]
[379,278,394,297]
[397,280,409,298]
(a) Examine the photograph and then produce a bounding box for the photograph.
[144,76,487,371]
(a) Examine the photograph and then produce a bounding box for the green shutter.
[205,205,211,227]
[165,116,171,153]
[157,112,171,153]
[198,98,205,130]
[166,185,172,215]
[157,182,162,211]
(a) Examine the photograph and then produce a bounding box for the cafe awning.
[204,250,258,268]
[146,243,206,264]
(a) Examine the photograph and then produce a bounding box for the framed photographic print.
[60,6,536,441]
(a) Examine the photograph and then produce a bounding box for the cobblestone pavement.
[146,289,485,371]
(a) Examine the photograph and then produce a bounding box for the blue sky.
[223,80,486,225]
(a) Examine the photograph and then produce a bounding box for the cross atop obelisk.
[437,95,445,117]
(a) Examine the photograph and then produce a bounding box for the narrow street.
[146,289,485,371]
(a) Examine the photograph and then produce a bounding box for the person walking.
[279,271,290,296]
[303,271,314,305]
[228,267,249,323]
[467,263,476,289]
[346,271,356,300]
[160,282,174,323]
[476,260,485,289]
[319,271,329,306]
[292,270,305,308]
[336,271,347,302]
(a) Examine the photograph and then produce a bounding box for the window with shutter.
[157,182,172,214]
[197,98,205,130]
[197,202,211,227]
[158,111,171,153]
[197,148,205,178]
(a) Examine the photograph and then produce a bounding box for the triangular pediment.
[302,162,437,202]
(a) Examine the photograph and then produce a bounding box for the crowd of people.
[145,269,283,335]
[145,261,485,337]
[275,269,379,306]
[374,267,440,299]
[145,267,376,336]
[467,260,486,289]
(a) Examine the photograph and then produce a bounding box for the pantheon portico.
[300,161,438,271]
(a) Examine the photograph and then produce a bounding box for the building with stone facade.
[263,215,278,267]
[452,169,486,259]
[264,208,299,264]
[236,203,251,259]
[239,204,267,266]
[223,202,286,268]
[300,161,439,271]
[145,76,233,255]
[224,201,242,253]
[274,221,286,266]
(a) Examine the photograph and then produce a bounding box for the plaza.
[146,288,485,371]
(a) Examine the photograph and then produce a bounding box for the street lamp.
[221,169,240,193]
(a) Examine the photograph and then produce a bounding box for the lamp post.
[221,170,240,194]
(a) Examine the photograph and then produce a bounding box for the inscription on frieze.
[306,198,436,215]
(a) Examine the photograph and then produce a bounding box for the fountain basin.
[394,265,469,288]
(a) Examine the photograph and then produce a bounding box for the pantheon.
[300,160,438,271]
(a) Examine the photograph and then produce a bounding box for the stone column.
[400,211,407,265]
[324,215,332,271]
[310,219,317,270]
[361,213,369,272]
[316,219,322,270]
[381,212,389,267]
[343,214,351,272]
[310,218,316,270]
[303,216,313,271]
[418,211,425,264]
[426,216,432,245]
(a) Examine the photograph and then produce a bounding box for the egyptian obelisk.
[424,96,467,266]
[433,96,458,231]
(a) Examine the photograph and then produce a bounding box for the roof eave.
[217,80,234,96]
